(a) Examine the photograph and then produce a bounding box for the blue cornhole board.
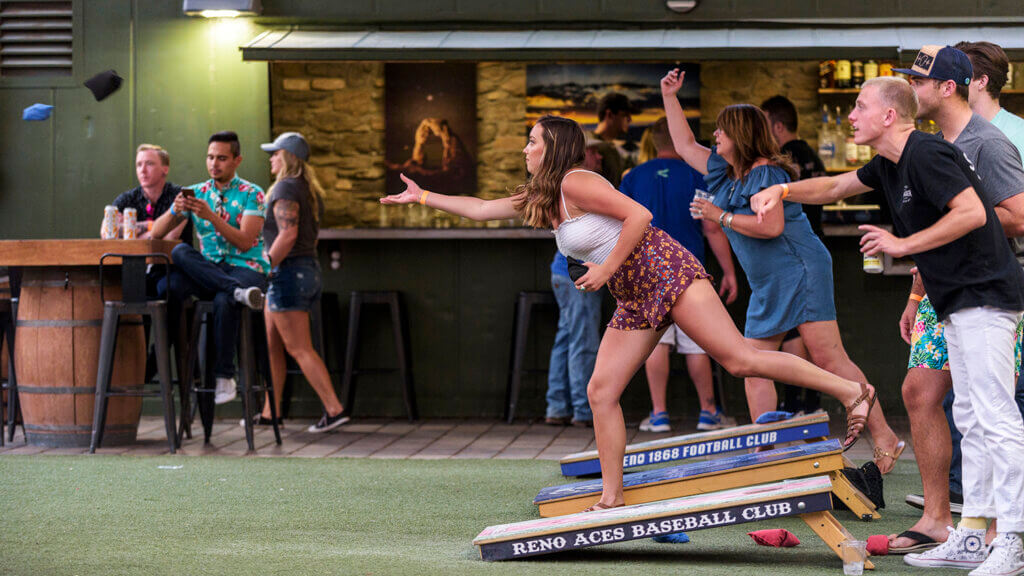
[559,412,830,477]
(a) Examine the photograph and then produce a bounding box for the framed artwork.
[385,63,477,198]
[526,63,701,157]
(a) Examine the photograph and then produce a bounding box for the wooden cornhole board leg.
[829,470,880,520]
[802,510,875,570]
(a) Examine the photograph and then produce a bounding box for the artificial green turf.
[0,455,959,575]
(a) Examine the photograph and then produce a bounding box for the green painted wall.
[0,1,271,240]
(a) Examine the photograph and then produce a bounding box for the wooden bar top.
[0,239,179,266]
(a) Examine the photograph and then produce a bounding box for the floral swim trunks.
[908,295,1023,372]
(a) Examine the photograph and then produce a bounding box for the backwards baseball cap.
[260,131,310,161]
[893,45,973,86]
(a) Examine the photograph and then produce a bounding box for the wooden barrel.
[15,268,144,447]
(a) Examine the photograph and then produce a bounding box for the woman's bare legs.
[744,335,785,421]
[589,326,663,508]
[797,320,902,472]
[263,309,288,420]
[590,279,873,509]
[262,310,344,419]
[672,280,873,434]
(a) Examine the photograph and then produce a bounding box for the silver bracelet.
[718,211,728,227]
[725,212,735,229]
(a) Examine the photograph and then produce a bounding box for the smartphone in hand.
[567,257,588,282]
[180,187,195,199]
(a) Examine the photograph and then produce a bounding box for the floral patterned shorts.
[606,225,711,331]
[908,295,1023,373]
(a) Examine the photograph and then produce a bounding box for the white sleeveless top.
[553,169,624,264]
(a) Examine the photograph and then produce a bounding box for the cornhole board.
[536,439,878,520]
[475,475,874,568]
[559,412,830,477]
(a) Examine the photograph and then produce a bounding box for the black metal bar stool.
[90,253,177,454]
[504,291,557,424]
[0,268,21,446]
[340,290,417,421]
[179,300,281,451]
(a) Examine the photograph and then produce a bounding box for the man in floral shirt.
[152,131,268,405]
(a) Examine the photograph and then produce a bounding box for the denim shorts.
[267,256,321,312]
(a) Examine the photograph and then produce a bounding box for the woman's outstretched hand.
[661,68,685,98]
[380,173,423,204]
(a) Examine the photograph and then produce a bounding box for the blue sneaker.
[639,411,671,432]
[697,409,724,431]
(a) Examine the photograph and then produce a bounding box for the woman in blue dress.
[662,69,905,473]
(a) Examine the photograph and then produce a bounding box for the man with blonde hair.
[751,66,1024,575]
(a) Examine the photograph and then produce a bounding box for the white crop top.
[552,169,624,264]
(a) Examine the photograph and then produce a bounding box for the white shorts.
[658,325,706,355]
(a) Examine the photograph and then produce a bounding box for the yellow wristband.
[419,190,430,205]
[780,183,790,200]
[909,293,924,302]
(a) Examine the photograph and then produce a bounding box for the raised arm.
[750,171,870,222]
[661,69,711,175]
[561,171,652,292]
[380,173,518,221]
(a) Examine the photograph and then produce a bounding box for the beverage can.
[102,205,119,239]
[863,252,884,274]
[123,207,137,239]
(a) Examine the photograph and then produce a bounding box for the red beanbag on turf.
[747,529,800,547]
[867,534,889,556]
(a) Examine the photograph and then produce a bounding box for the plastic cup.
[840,539,867,575]
[691,189,713,218]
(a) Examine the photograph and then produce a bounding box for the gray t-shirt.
[939,113,1024,264]
[263,177,323,264]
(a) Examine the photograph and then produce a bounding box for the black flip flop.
[889,530,940,555]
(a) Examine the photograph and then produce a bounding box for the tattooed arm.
[267,199,300,269]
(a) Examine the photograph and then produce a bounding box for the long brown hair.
[512,115,586,228]
[269,149,325,222]
[716,104,797,181]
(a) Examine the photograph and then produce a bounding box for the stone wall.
[271,60,826,228]
[271,61,527,228]
[700,60,822,148]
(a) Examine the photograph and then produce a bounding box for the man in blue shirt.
[620,118,738,432]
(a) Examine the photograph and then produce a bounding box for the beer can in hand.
[863,252,884,274]
[123,207,137,239]
[102,205,119,239]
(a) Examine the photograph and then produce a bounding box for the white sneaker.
[233,286,264,310]
[970,533,1024,576]
[214,377,237,404]
[905,526,988,569]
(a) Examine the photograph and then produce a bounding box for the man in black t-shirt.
[751,74,1024,573]
[103,144,191,296]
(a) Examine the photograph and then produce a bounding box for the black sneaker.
[239,414,282,428]
[307,412,350,433]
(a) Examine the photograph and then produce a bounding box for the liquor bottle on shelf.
[842,107,859,167]
[819,60,836,89]
[833,108,848,169]
[817,105,836,168]
[836,59,852,89]
[852,60,865,88]
[864,60,879,82]
[879,62,893,77]
[1008,62,1015,89]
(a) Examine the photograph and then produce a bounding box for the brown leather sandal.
[873,439,906,474]
[843,382,875,451]
[582,501,623,513]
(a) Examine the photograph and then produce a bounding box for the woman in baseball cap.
[254,131,350,433]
